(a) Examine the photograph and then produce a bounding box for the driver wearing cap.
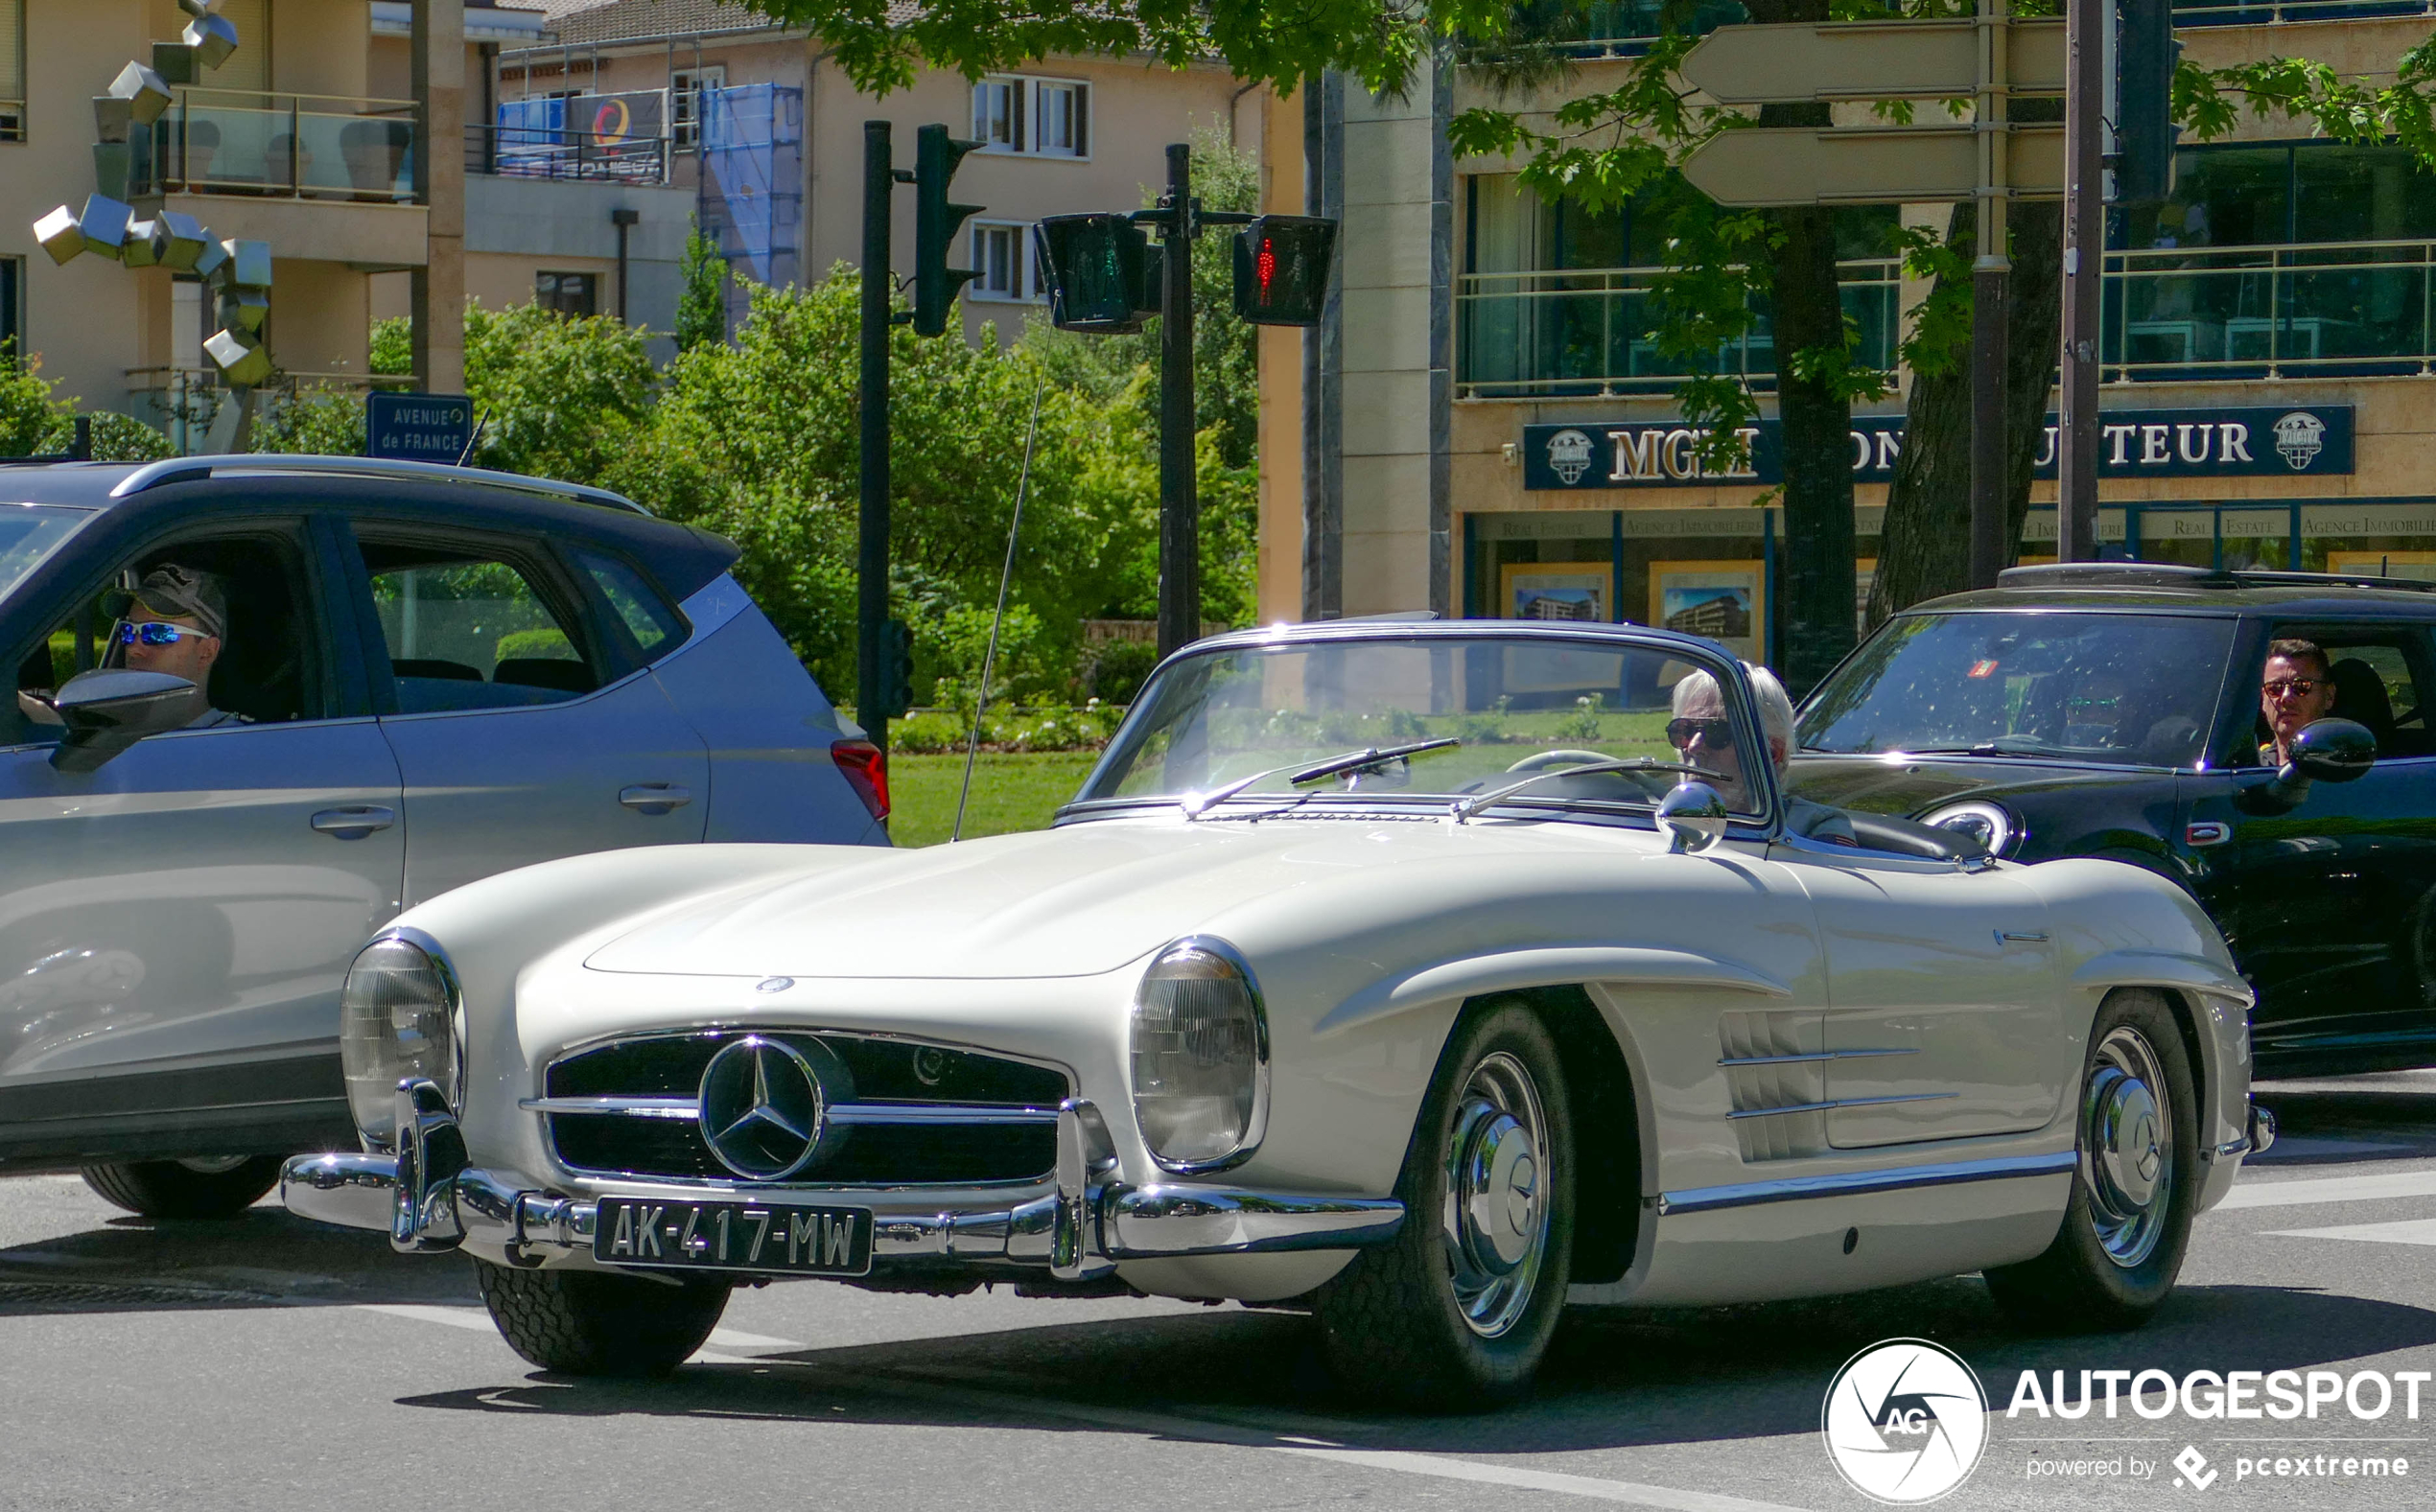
[117,565,246,729]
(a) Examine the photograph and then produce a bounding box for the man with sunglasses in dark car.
[1670,663,1857,845]
[2259,637,2335,768]
[116,565,246,729]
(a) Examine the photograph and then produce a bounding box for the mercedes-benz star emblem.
[698,1035,827,1180]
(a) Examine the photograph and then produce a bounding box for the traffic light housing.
[1230,215,1337,326]
[867,617,916,722]
[2113,0,2181,207]
[913,123,984,337]
[1032,213,1154,333]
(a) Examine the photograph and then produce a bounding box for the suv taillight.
[832,739,889,823]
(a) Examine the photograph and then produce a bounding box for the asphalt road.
[12,1079,2436,1511]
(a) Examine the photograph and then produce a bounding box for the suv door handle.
[620,783,692,816]
[311,805,397,840]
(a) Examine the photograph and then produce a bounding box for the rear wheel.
[1985,988,2199,1332]
[79,1155,284,1220]
[474,1258,731,1376]
[1312,999,1574,1410]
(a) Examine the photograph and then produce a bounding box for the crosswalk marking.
[2266,1218,2436,1247]
[2216,1170,2436,1210]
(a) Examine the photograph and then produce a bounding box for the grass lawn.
[888,750,1103,848]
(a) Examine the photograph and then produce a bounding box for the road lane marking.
[2216,1170,2436,1210]
[357,1303,1812,1511]
[2265,1218,2436,1246]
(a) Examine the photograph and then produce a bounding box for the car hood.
[581,813,1660,981]
[1786,753,2163,816]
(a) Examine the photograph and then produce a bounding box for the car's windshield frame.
[1795,604,2249,771]
[1058,621,1782,832]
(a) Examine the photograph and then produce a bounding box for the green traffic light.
[914,124,984,337]
[1033,213,1151,334]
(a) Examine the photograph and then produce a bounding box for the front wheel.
[1985,988,2199,1332]
[80,1155,284,1220]
[1312,998,1574,1410]
[474,1259,731,1376]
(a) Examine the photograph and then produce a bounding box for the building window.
[0,0,22,142]
[536,272,597,317]
[672,64,725,150]
[970,222,1036,301]
[972,75,1089,159]
[0,256,21,363]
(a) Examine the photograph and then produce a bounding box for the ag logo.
[1821,1338,1988,1503]
[2273,410,2326,471]
[1544,428,1595,484]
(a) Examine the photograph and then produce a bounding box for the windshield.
[1076,634,1767,816]
[1800,611,2237,767]
[0,505,93,603]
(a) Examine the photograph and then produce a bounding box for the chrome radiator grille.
[539,1030,1069,1186]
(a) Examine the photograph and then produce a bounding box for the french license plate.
[593,1198,872,1276]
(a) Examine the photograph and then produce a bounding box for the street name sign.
[1682,124,2063,205]
[367,391,473,463]
[1679,19,2065,103]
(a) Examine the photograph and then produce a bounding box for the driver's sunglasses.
[114,620,213,648]
[1666,717,1735,751]
[2262,677,2324,700]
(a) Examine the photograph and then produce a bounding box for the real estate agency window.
[672,64,726,150]
[972,75,1089,158]
[971,222,1035,301]
[536,272,597,317]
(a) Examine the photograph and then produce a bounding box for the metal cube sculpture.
[121,219,162,268]
[152,212,210,272]
[107,61,174,126]
[213,239,272,291]
[93,94,134,144]
[218,288,269,334]
[34,206,86,266]
[78,195,134,258]
[204,328,273,387]
[176,0,222,17]
[190,237,228,281]
[184,15,238,71]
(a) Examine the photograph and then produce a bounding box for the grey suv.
[0,455,888,1218]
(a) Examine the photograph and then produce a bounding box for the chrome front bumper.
[283,1081,1404,1279]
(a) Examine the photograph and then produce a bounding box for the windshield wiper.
[1450,756,1723,825]
[1874,744,2060,758]
[1180,737,1462,820]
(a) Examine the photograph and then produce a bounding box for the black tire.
[474,1258,731,1377]
[79,1155,284,1220]
[1312,998,1575,1410]
[1985,987,2200,1332]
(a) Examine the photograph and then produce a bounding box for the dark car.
[0,455,888,1219]
[1790,561,2434,1078]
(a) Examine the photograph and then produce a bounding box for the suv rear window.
[1801,612,2237,768]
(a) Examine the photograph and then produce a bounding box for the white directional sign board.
[1682,125,2064,206]
[1679,19,2066,104]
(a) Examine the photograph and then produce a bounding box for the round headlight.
[1920,800,2016,857]
[339,931,461,1151]
[1130,938,1269,1173]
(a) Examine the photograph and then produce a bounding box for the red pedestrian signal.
[1230,215,1335,326]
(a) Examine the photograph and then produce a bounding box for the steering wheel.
[1503,748,1616,773]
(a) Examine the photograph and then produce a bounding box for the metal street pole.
[858,120,894,751]
[2056,0,2105,562]
[1157,142,1200,660]
[1969,0,2012,591]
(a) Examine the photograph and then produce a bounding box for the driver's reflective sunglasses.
[114,620,213,647]
[1665,717,1734,750]
[2262,677,2324,699]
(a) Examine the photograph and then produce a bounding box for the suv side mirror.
[2289,717,2377,783]
[50,669,204,773]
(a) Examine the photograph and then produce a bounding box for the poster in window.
[1649,561,1763,663]
[2329,549,2436,585]
[1501,564,1610,624]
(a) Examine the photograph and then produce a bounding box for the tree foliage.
[675,221,731,354]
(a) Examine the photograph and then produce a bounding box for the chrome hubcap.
[2080,1026,2174,1268]
[1441,1052,1551,1338]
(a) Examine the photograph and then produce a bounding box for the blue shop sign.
[1523,405,2354,490]
[367,392,475,463]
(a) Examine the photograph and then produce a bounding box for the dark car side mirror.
[2244,716,2377,812]
[49,669,204,774]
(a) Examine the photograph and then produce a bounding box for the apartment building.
[431,0,1258,358]
[1260,6,2436,650]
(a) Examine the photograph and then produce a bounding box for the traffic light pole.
[1156,143,1200,661]
[1968,0,2012,592]
[2056,0,2106,563]
[858,120,895,753]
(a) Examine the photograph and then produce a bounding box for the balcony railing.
[127,366,411,454]
[464,122,668,183]
[2169,0,2436,23]
[2105,238,2436,380]
[1455,260,1902,399]
[131,88,419,203]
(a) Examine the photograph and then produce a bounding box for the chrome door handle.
[1996,929,2050,945]
[619,783,692,816]
[311,805,397,840]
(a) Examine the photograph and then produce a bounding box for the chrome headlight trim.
[1919,799,2018,858]
[340,925,466,1152]
[1130,934,1272,1176]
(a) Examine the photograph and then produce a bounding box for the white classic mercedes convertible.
[286,619,2267,1407]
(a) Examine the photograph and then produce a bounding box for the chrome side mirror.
[2290,717,2376,784]
[1658,780,1729,854]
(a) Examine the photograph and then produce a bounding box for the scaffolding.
[698,82,804,324]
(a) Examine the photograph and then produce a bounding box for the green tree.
[460,299,660,480]
[0,354,175,461]
[675,222,731,354]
